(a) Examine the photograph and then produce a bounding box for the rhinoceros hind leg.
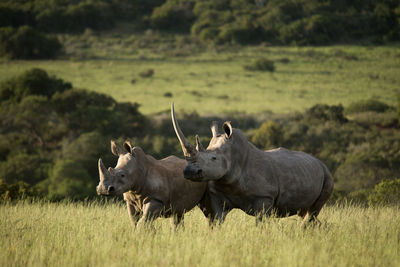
[302,170,334,226]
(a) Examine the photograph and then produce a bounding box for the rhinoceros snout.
[183,165,203,181]
[96,184,115,196]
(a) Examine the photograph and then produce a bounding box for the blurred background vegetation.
[0,0,399,205]
[1,0,399,59]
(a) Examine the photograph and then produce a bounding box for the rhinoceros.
[96,140,209,228]
[171,104,334,225]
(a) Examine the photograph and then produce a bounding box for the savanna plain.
[0,34,399,115]
[1,34,400,266]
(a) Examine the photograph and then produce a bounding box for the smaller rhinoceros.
[96,140,209,228]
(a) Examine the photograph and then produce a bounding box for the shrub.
[0,68,71,103]
[244,58,275,72]
[41,131,114,200]
[0,152,50,185]
[305,104,348,123]
[0,4,35,28]
[351,111,398,127]
[150,0,195,32]
[0,26,62,59]
[36,2,115,33]
[139,69,155,78]
[368,179,400,206]
[164,92,173,97]
[251,121,283,149]
[347,189,371,205]
[0,179,38,201]
[345,99,392,114]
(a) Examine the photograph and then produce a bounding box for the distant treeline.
[0,0,399,58]
[0,69,400,205]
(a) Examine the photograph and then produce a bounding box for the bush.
[305,104,347,123]
[139,69,155,78]
[41,131,114,200]
[346,99,392,114]
[251,121,283,149]
[0,4,35,28]
[0,179,38,201]
[36,2,115,33]
[0,26,62,59]
[244,58,275,72]
[0,68,71,103]
[150,0,195,32]
[368,179,400,206]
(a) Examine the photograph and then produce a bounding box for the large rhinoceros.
[96,140,210,228]
[171,104,334,225]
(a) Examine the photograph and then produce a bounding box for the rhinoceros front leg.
[126,202,141,227]
[170,213,184,230]
[252,197,274,225]
[209,194,231,227]
[136,199,164,229]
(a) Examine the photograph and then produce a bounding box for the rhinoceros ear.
[111,140,124,156]
[195,134,205,152]
[222,121,232,139]
[123,140,135,155]
[211,121,219,137]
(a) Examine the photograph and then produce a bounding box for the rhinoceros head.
[171,103,233,182]
[96,140,138,196]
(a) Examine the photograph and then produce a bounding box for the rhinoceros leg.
[170,213,184,229]
[126,202,141,227]
[209,194,232,226]
[252,197,274,225]
[136,199,164,229]
[302,169,334,226]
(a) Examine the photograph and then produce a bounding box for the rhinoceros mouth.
[184,169,204,182]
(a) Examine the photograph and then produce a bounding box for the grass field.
[1,42,399,115]
[1,201,399,266]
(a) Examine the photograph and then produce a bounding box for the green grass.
[1,201,399,266]
[0,42,399,115]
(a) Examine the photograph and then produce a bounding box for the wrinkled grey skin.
[171,104,334,225]
[96,140,209,228]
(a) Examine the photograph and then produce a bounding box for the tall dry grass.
[1,200,399,266]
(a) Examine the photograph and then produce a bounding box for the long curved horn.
[98,158,107,180]
[171,103,196,158]
[211,121,219,137]
[195,135,205,152]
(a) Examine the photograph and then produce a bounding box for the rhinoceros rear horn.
[98,158,108,178]
[171,103,196,158]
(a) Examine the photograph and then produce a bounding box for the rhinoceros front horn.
[171,103,196,158]
[98,158,108,180]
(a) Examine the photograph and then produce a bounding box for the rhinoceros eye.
[211,156,217,161]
